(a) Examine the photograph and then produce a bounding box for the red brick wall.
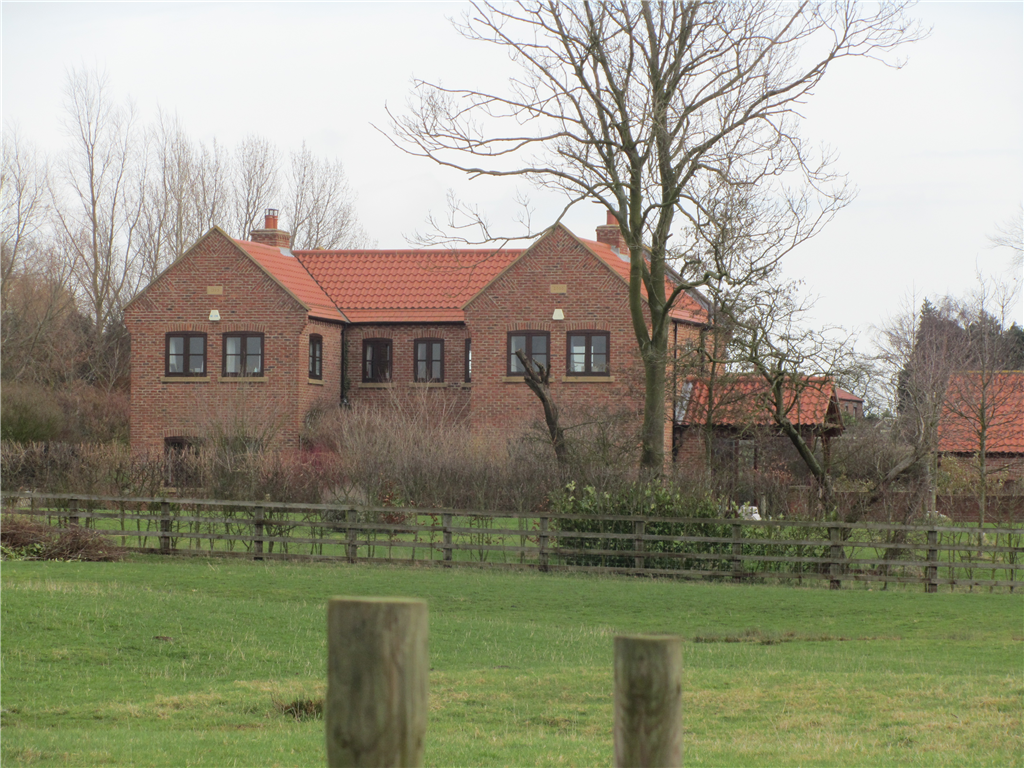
[344,323,472,419]
[464,226,698,457]
[125,230,342,456]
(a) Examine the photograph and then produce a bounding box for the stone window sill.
[562,375,615,383]
[160,376,210,383]
[308,378,324,386]
[358,382,393,389]
[219,376,268,383]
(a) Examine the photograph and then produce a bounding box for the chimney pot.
[606,211,618,226]
[265,208,279,230]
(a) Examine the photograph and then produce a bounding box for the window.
[567,331,610,375]
[309,334,323,379]
[363,338,392,382]
[414,338,444,382]
[165,333,206,376]
[464,338,472,383]
[223,333,264,377]
[508,331,549,375]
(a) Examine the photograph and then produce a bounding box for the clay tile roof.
[293,248,523,323]
[679,376,839,429]
[835,388,863,403]
[938,371,1024,454]
[235,239,346,323]
[578,237,709,324]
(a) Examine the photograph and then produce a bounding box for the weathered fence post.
[731,523,743,582]
[159,500,171,555]
[253,506,264,561]
[829,525,842,590]
[926,528,938,593]
[614,635,683,768]
[634,518,646,571]
[347,509,358,563]
[326,597,428,768]
[69,496,79,528]
[539,515,549,572]
[442,513,453,564]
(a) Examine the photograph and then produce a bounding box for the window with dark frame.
[507,331,549,375]
[414,338,444,382]
[165,333,207,376]
[309,334,323,379]
[566,331,610,375]
[222,333,264,377]
[464,338,472,383]
[362,338,392,382]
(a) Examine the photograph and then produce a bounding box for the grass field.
[1,556,1021,767]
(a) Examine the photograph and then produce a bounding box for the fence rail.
[3,492,1021,591]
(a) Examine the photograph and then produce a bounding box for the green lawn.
[1,557,1021,766]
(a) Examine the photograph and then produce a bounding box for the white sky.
[2,1,1022,342]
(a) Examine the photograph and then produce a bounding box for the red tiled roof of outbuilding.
[235,238,347,323]
[679,376,840,429]
[938,371,1024,454]
[294,248,523,323]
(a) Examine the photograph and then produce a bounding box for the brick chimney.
[595,210,626,252]
[250,208,292,249]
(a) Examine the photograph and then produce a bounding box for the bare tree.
[941,279,1022,530]
[232,135,280,239]
[989,206,1023,272]
[390,0,921,470]
[1,126,52,314]
[51,68,146,387]
[138,113,232,281]
[872,295,969,516]
[286,142,372,249]
[726,274,854,510]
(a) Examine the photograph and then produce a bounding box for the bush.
[553,481,732,571]
[0,383,63,442]
[0,514,123,561]
[311,395,564,512]
[0,382,129,444]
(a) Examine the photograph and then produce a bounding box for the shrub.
[0,383,63,442]
[553,481,732,571]
[0,514,123,561]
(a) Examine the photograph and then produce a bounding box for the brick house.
[125,211,710,458]
[937,370,1024,483]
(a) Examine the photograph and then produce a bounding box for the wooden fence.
[3,491,1021,591]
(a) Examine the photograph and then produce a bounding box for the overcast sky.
[3,2,1022,342]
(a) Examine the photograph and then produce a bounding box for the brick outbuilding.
[125,212,711,459]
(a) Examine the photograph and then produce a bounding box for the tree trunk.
[516,350,567,466]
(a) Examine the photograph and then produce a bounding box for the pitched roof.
[678,375,840,430]
[295,248,523,323]
[835,387,863,404]
[938,371,1024,454]
[577,237,709,324]
[235,238,346,323]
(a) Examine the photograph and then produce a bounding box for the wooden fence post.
[539,515,549,572]
[731,523,743,582]
[442,513,453,564]
[634,519,646,571]
[829,525,842,590]
[159,500,171,555]
[69,497,79,528]
[926,529,938,593]
[326,597,428,768]
[347,509,358,563]
[254,506,264,561]
[614,635,683,768]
